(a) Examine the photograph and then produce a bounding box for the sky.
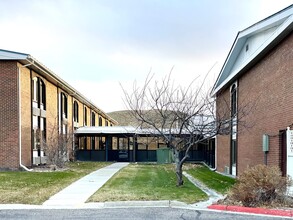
[0,0,292,112]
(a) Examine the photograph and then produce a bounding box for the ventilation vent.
[224,166,230,174]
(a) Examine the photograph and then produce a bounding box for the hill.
[107,110,183,127]
[107,110,139,126]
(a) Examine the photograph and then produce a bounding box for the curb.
[208,204,293,217]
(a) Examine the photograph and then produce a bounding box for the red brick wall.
[0,61,19,169]
[216,32,293,175]
[216,88,232,173]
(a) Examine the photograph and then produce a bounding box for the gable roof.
[0,49,117,124]
[212,4,293,96]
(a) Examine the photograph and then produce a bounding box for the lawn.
[185,165,236,194]
[88,163,208,204]
[0,162,110,204]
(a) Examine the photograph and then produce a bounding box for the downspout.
[18,65,33,171]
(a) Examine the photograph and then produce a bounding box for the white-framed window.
[84,107,87,126]
[73,101,79,123]
[230,83,237,117]
[32,77,46,110]
[91,112,95,126]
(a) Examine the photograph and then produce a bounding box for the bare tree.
[36,121,73,169]
[122,71,251,186]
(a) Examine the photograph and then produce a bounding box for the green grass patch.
[0,161,110,204]
[185,165,235,194]
[88,163,208,204]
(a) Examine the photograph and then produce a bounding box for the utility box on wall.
[262,134,269,152]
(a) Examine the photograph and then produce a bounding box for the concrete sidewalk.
[43,162,129,207]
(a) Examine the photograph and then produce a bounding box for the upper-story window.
[32,77,46,110]
[105,120,108,126]
[231,84,237,117]
[59,92,68,135]
[73,101,79,123]
[99,117,103,126]
[84,107,87,126]
[61,92,68,119]
[91,112,95,126]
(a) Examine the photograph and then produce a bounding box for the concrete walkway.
[183,171,224,209]
[43,162,129,207]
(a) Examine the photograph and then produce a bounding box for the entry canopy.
[75,126,139,136]
[74,126,209,137]
[75,126,177,136]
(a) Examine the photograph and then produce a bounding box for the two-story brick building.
[212,5,293,177]
[0,49,117,170]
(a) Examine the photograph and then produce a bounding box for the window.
[61,92,68,119]
[32,77,38,106]
[84,107,87,126]
[231,84,237,117]
[91,112,95,126]
[246,44,249,52]
[32,77,46,110]
[32,115,46,155]
[99,117,102,126]
[105,120,108,126]
[40,79,46,110]
[230,83,237,175]
[91,112,96,150]
[32,77,47,158]
[59,92,68,135]
[73,101,79,123]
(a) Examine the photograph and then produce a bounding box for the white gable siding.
[230,26,278,73]
[212,5,293,96]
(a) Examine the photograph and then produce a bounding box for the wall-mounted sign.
[287,128,293,157]
[286,127,293,194]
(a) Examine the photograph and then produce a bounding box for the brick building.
[0,49,117,170]
[212,5,293,176]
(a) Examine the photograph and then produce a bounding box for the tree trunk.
[173,148,184,186]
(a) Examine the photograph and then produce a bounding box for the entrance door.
[118,137,129,161]
[279,130,287,176]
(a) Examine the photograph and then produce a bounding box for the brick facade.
[19,63,32,167]
[216,88,232,174]
[216,32,293,176]
[0,56,117,169]
[0,61,19,169]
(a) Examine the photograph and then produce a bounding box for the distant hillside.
[107,110,182,127]
[107,110,139,126]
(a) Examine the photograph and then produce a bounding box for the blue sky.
[0,0,292,112]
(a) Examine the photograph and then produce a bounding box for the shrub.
[228,165,292,207]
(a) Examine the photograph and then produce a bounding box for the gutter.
[25,56,118,125]
[18,65,33,171]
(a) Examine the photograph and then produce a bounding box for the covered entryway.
[74,126,215,166]
[75,126,158,162]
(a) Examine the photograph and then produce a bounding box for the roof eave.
[212,15,293,96]
[25,56,117,124]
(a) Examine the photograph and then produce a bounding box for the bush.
[228,165,292,207]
